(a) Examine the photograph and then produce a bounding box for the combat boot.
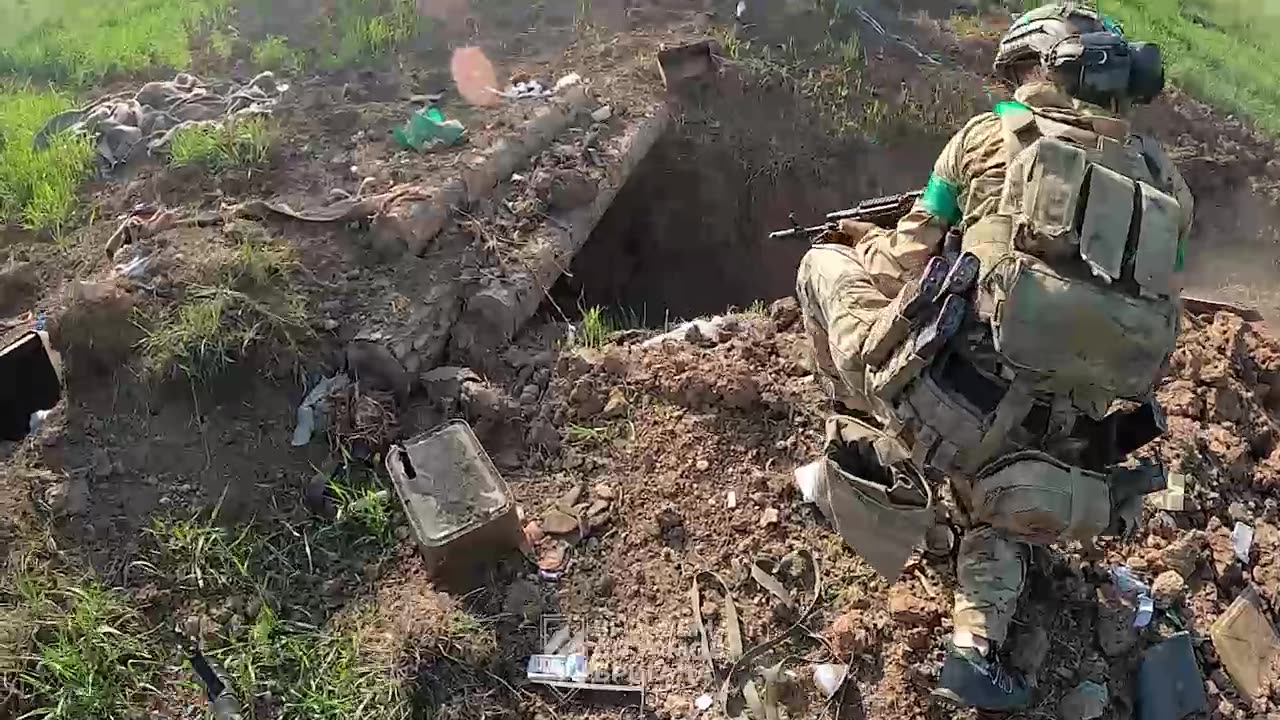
[932,639,1031,711]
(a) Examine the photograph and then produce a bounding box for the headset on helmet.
[993,3,1164,105]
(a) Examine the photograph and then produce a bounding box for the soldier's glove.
[1104,459,1167,536]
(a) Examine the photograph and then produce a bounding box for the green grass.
[136,230,307,380]
[140,508,424,720]
[325,468,395,544]
[146,514,262,591]
[0,86,94,232]
[574,305,619,349]
[6,566,160,720]
[0,0,231,85]
[1021,0,1280,135]
[251,35,303,74]
[207,603,417,720]
[207,28,235,61]
[321,0,422,68]
[168,116,277,172]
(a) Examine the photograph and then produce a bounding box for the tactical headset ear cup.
[1127,42,1165,104]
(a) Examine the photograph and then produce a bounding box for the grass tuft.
[136,230,307,380]
[321,0,422,68]
[574,306,618,349]
[251,35,303,74]
[325,469,395,545]
[0,0,231,85]
[6,565,159,720]
[146,514,261,591]
[0,86,94,232]
[168,116,277,172]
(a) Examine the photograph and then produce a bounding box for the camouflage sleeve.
[850,114,995,297]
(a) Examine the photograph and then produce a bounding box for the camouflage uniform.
[797,81,1194,644]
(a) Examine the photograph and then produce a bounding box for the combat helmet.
[993,3,1164,105]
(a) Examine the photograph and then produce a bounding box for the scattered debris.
[104,206,179,257]
[385,420,521,575]
[1060,680,1108,720]
[34,71,286,167]
[1109,565,1156,628]
[1232,521,1255,563]
[112,251,153,280]
[657,40,721,89]
[726,491,737,509]
[642,314,739,347]
[1210,585,1280,702]
[1155,530,1204,578]
[794,460,822,502]
[1137,632,1208,720]
[495,79,553,99]
[492,73,583,100]
[527,652,588,682]
[758,507,780,527]
[290,374,349,447]
[392,105,465,152]
[812,663,848,698]
[694,693,714,711]
[1148,471,1188,511]
[590,105,613,122]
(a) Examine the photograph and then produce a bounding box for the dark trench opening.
[547,104,943,327]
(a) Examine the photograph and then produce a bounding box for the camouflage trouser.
[796,242,1031,645]
[794,243,890,415]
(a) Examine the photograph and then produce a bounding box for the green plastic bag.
[392,106,465,152]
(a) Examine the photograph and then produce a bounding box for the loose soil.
[5,1,1280,720]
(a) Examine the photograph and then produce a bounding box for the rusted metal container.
[386,420,521,574]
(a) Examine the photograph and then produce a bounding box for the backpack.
[889,101,1185,480]
[963,101,1182,415]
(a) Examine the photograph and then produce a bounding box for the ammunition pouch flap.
[812,415,934,580]
[988,257,1178,399]
[973,451,1110,543]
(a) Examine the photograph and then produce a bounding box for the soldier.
[796,4,1192,710]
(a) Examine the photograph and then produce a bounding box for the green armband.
[921,173,961,226]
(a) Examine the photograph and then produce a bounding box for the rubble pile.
[505,306,1280,719]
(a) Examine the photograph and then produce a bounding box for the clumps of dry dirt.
[480,304,970,719]
[1079,310,1280,718]
[1155,311,1280,495]
[466,305,1280,719]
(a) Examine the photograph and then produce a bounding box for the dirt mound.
[467,305,1280,719]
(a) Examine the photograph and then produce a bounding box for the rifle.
[768,189,923,241]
